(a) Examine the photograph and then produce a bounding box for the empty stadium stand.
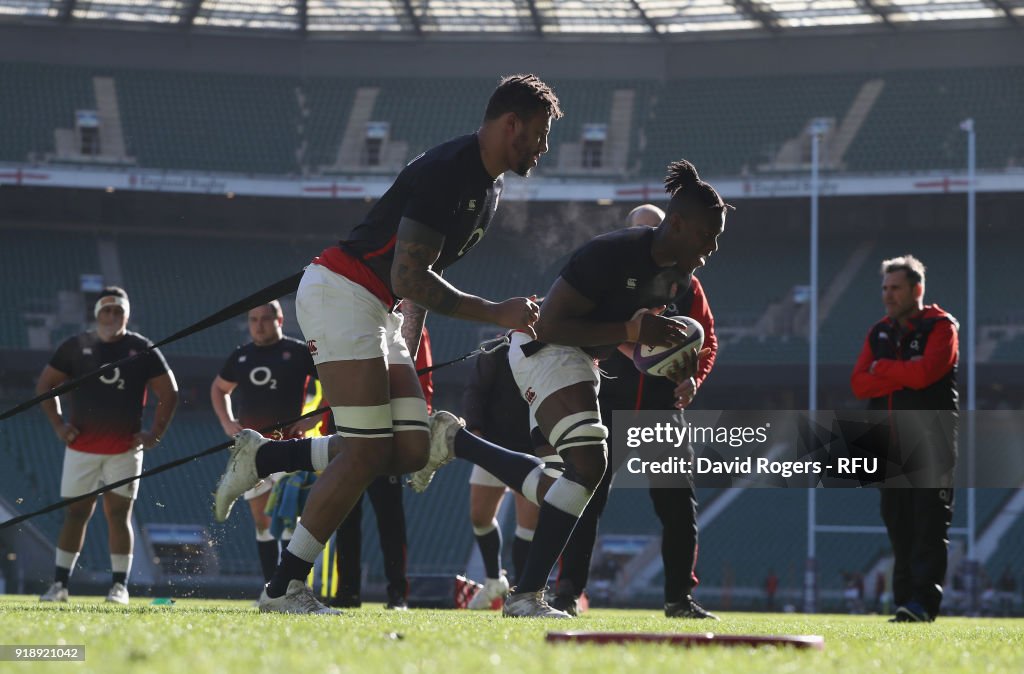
[4,63,1023,176]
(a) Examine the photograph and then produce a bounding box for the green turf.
[1,595,1022,674]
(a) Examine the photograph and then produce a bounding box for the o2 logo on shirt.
[249,366,278,390]
[98,366,125,390]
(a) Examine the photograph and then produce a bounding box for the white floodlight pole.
[961,119,978,609]
[805,118,830,614]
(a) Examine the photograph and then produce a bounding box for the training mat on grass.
[546,632,824,649]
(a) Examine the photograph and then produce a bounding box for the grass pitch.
[1,595,1023,674]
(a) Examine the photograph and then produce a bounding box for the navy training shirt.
[218,336,318,436]
[559,227,692,358]
[340,134,503,298]
[49,331,170,454]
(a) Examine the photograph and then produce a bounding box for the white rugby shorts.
[60,446,144,500]
[507,332,601,429]
[295,263,413,368]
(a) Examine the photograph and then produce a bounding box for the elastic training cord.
[0,334,507,530]
[0,272,303,422]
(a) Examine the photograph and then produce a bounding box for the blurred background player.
[210,300,320,585]
[553,204,720,619]
[461,337,550,609]
[37,287,179,605]
[331,316,432,610]
[414,160,730,617]
[213,74,560,615]
[851,254,959,623]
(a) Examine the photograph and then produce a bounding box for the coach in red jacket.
[851,254,959,623]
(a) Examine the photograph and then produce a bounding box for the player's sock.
[54,548,79,585]
[266,523,323,598]
[453,430,544,499]
[256,528,280,583]
[513,526,534,580]
[473,520,503,579]
[111,554,132,585]
[514,476,593,593]
[255,438,315,477]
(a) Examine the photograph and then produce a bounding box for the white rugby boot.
[467,574,510,610]
[258,580,342,615]
[39,582,69,603]
[503,588,571,618]
[105,582,129,605]
[408,411,464,493]
[214,429,268,522]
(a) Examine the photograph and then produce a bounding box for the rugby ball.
[632,315,704,378]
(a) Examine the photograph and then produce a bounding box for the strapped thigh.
[332,404,393,439]
[547,410,608,456]
[390,396,428,434]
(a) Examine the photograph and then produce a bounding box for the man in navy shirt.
[213,75,563,614]
[37,287,179,605]
[416,160,731,617]
[552,204,720,620]
[211,300,319,584]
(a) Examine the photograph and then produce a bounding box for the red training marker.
[545,632,824,650]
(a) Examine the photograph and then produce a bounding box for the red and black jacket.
[851,304,959,412]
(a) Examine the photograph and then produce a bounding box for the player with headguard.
[210,300,319,585]
[412,160,731,617]
[213,74,562,614]
[553,204,720,619]
[37,287,179,605]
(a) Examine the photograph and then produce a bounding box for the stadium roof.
[0,0,1019,36]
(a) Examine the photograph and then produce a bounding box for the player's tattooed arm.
[392,218,538,334]
[399,299,426,359]
[392,218,467,316]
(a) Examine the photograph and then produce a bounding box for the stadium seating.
[4,62,1023,175]
[301,77,360,171]
[115,233,314,357]
[116,69,300,174]
[0,62,96,163]
[0,229,100,349]
[641,73,864,178]
[370,78,491,164]
[845,67,1024,173]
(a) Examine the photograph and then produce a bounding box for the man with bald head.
[625,203,665,229]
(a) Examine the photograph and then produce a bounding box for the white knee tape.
[332,404,393,438]
[469,464,506,487]
[539,453,565,479]
[515,526,535,542]
[548,411,607,453]
[473,519,499,536]
[543,475,593,517]
[390,397,429,433]
[311,435,332,471]
[521,465,545,506]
